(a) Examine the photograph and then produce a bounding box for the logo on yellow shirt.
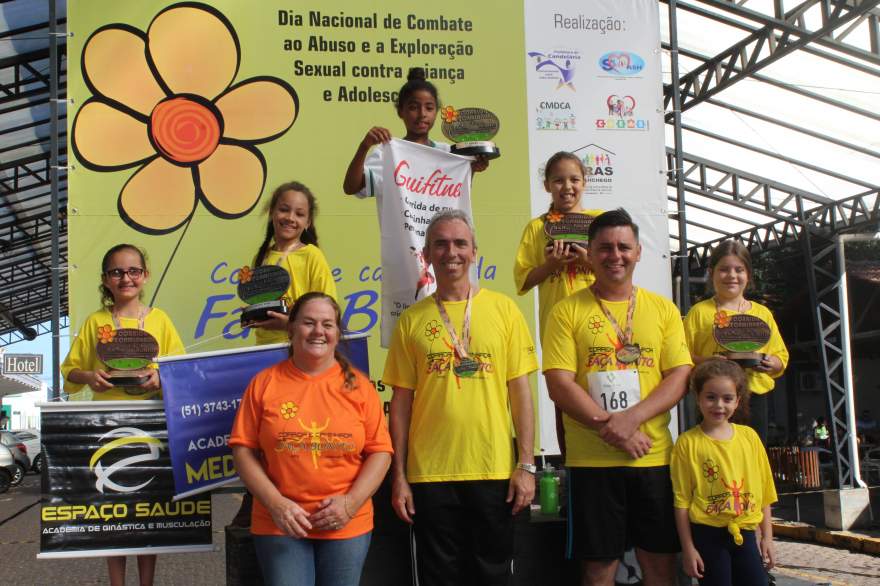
[702,458,756,517]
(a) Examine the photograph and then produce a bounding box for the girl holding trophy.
[514,151,603,337]
[61,243,185,586]
[244,181,337,345]
[683,240,789,443]
[341,67,488,198]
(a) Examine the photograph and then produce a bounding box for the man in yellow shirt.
[384,209,538,586]
[543,209,692,586]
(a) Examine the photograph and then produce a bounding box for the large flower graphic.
[71,3,299,235]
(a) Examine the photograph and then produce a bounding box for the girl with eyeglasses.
[61,244,184,586]
[61,243,184,403]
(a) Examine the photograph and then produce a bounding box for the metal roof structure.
[661,0,880,271]
[0,0,67,346]
[1,0,879,346]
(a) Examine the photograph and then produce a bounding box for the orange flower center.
[150,97,221,164]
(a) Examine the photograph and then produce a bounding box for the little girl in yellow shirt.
[671,359,777,585]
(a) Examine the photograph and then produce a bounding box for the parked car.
[0,430,30,485]
[11,429,41,473]
[0,445,16,493]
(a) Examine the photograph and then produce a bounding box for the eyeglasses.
[105,267,145,280]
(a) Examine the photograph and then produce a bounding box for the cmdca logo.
[89,427,163,494]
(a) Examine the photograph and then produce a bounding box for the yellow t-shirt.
[254,244,338,345]
[382,288,538,483]
[683,298,789,395]
[61,307,185,401]
[542,287,693,467]
[671,424,777,539]
[513,209,603,337]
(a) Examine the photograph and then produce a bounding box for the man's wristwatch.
[516,462,537,474]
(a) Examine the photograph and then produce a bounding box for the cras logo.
[598,51,645,77]
[573,143,615,196]
[527,49,581,91]
[595,95,649,131]
[535,100,576,131]
[89,427,163,494]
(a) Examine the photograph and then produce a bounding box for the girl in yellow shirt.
[672,359,777,585]
[514,151,602,453]
[683,240,788,443]
[61,243,185,586]
[245,181,337,345]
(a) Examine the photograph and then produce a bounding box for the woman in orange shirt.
[231,293,392,586]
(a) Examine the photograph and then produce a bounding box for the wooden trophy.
[237,265,291,326]
[440,106,501,159]
[713,314,771,368]
[96,328,160,391]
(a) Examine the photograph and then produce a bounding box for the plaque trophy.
[713,313,771,368]
[543,212,594,246]
[237,265,291,325]
[440,106,501,159]
[95,327,160,388]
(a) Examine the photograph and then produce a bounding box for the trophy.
[440,106,501,159]
[95,327,160,389]
[543,212,594,247]
[237,265,291,325]
[713,313,771,368]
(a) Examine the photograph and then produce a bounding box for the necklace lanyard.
[592,285,638,359]
[272,242,303,266]
[112,306,145,330]
[714,296,746,314]
[434,287,472,359]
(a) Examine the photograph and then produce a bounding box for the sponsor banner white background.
[524,0,668,453]
[379,139,474,347]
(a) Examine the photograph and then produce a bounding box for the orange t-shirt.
[229,360,392,538]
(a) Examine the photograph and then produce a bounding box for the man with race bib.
[542,209,692,586]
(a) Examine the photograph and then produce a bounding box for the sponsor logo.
[527,49,581,91]
[598,51,645,77]
[575,144,615,195]
[89,427,163,494]
[596,95,649,131]
[535,100,576,131]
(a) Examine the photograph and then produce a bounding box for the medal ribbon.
[112,306,146,330]
[434,287,472,359]
[592,285,637,348]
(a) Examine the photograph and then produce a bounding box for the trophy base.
[241,299,289,325]
[108,368,152,388]
[724,352,764,368]
[451,141,501,160]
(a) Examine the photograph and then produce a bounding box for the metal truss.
[0,314,68,347]
[681,187,879,268]
[682,0,880,69]
[663,0,880,114]
[801,232,858,488]
[0,13,68,345]
[668,149,831,222]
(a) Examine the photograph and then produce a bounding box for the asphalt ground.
[0,471,877,585]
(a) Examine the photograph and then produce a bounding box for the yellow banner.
[67,1,532,390]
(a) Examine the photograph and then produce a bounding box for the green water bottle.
[539,465,558,515]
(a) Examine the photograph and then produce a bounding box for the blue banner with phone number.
[158,335,369,499]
